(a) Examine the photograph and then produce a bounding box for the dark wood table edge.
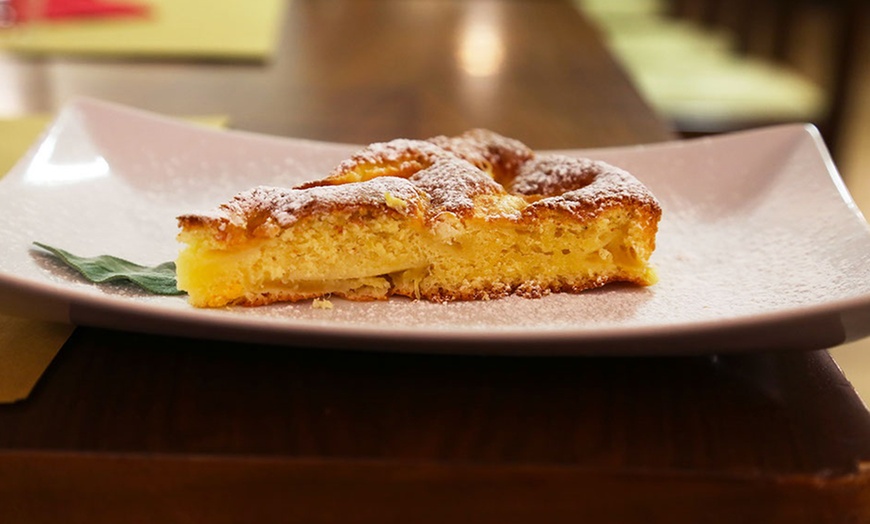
[2,450,869,523]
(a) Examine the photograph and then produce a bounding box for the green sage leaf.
[33,242,185,296]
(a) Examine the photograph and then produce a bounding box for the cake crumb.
[312,297,334,310]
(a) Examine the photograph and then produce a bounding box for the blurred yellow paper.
[0,317,74,403]
[0,111,228,403]
[0,115,49,179]
[0,0,284,61]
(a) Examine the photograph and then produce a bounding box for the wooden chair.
[579,0,863,161]
[663,0,864,160]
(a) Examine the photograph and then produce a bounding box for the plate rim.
[1,97,869,355]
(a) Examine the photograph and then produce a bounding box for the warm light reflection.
[0,56,29,115]
[25,133,110,186]
[457,16,505,77]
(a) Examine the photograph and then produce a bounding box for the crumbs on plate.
[312,297,334,310]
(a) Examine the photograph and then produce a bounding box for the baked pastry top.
[176,130,661,307]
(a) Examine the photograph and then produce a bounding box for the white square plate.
[1,98,869,355]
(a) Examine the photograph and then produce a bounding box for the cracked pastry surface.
[176,130,661,307]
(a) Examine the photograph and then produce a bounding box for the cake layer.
[176,131,661,307]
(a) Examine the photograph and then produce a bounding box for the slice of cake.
[176,130,661,307]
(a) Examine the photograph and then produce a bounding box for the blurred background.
[577,0,870,397]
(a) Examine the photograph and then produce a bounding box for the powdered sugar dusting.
[428,128,534,177]
[517,155,658,206]
[409,158,504,213]
[219,178,424,229]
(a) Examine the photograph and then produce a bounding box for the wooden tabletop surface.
[2,1,870,522]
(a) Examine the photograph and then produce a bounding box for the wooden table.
[2,1,870,522]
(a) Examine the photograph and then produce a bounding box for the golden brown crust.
[179,137,660,237]
[519,154,662,223]
[177,177,427,246]
[427,128,534,184]
[299,139,453,188]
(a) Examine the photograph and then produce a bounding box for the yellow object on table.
[0,115,50,180]
[0,317,74,403]
[0,0,285,61]
[0,111,228,404]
